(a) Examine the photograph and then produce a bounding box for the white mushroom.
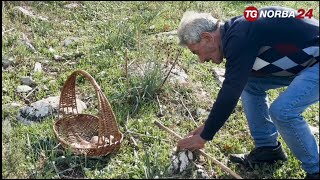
[90,136,109,145]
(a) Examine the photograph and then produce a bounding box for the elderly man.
[176,6,319,179]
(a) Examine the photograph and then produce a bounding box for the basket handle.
[58,70,120,138]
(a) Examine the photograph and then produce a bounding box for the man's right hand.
[186,124,204,137]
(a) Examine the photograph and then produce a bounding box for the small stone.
[43,85,49,91]
[2,57,15,69]
[64,39,72,46]
[49,80,56,84]
[212,67,225,84]
[63,37,77,47]
[169,65,188,85]
[10,102,23,107]
[17,96,87,124]
[53,55,64,61]
[17,85,32,93]
[48,47,55,53]
[64,3,78,9]
[2,119,12,136]
[2,58,9,68]
[34,62,42,72]
[149,25,155,30]
[21,76,35,86]
[13,6,48,21]
[3,102,23,109]
[43,60,50,64]
[196,108,207,117]
[197,168,210,179]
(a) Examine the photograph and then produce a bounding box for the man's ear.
[200,32,214,43]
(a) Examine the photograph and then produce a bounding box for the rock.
[17,85,32,93]
[149,25,155,30]
[3,102,23,109]
[168,35,174,40]
[2,119,12,136]
[169,65,188,85]
[63,37,77,47]
[22,33,36,53]
[48,47,55,53]
[2,60,10,69]
[21,76,35,86]
[2,57,15,69]
[155,30,177,36]
[53,54,64,61]
[212,67,225,84]
[43,85,49,91]
[49,80,56,84]
[128,62,188,85]
[64,3,78,9]
[17,96,87,124]
[34,62,42,72]
[98,71,106,76]
[13,6,48,21]
[196,168,210,179]
[2,88,8,93]
[64,39,73,47]
[196,108,207,117]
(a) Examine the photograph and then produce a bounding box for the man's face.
[187,32,223,64]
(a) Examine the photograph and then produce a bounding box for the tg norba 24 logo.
[244,6,314,22]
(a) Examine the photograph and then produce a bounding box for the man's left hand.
[177,134,207,152]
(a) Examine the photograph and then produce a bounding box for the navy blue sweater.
[200,6,319,141]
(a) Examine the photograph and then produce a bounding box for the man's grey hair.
[177,11,222,46]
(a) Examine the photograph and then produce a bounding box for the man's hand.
[177,134,207,152]
[186,124,204,137]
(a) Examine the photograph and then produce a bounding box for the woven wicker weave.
[53,70,123,157]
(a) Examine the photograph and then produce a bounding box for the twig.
[180,97,198,127]
[125,129,171,142]
[125,112,130,128]
[53,143,61,150]
[160,50,181,89]
[51,161,61,178]
[124,113,138,148]
[16,93,31,105]
[154,120,243,179]
[156,95,163,116]
[164,52,171,68]
[25,86,38,99]
[57,162,84,174]
[125,48,128,80]
[130,136,138,148]
[26,133,31,148]
[137,30,141,61]
[128,59,135,67]
[124,113,140,164]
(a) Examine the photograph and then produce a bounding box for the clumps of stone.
[17,96,87,124]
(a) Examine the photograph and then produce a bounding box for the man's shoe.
[229,142,288,168]
[305,173,320,179]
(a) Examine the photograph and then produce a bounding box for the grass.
[2,1,319,179]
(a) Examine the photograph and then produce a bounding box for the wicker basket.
[53,70,123,157]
